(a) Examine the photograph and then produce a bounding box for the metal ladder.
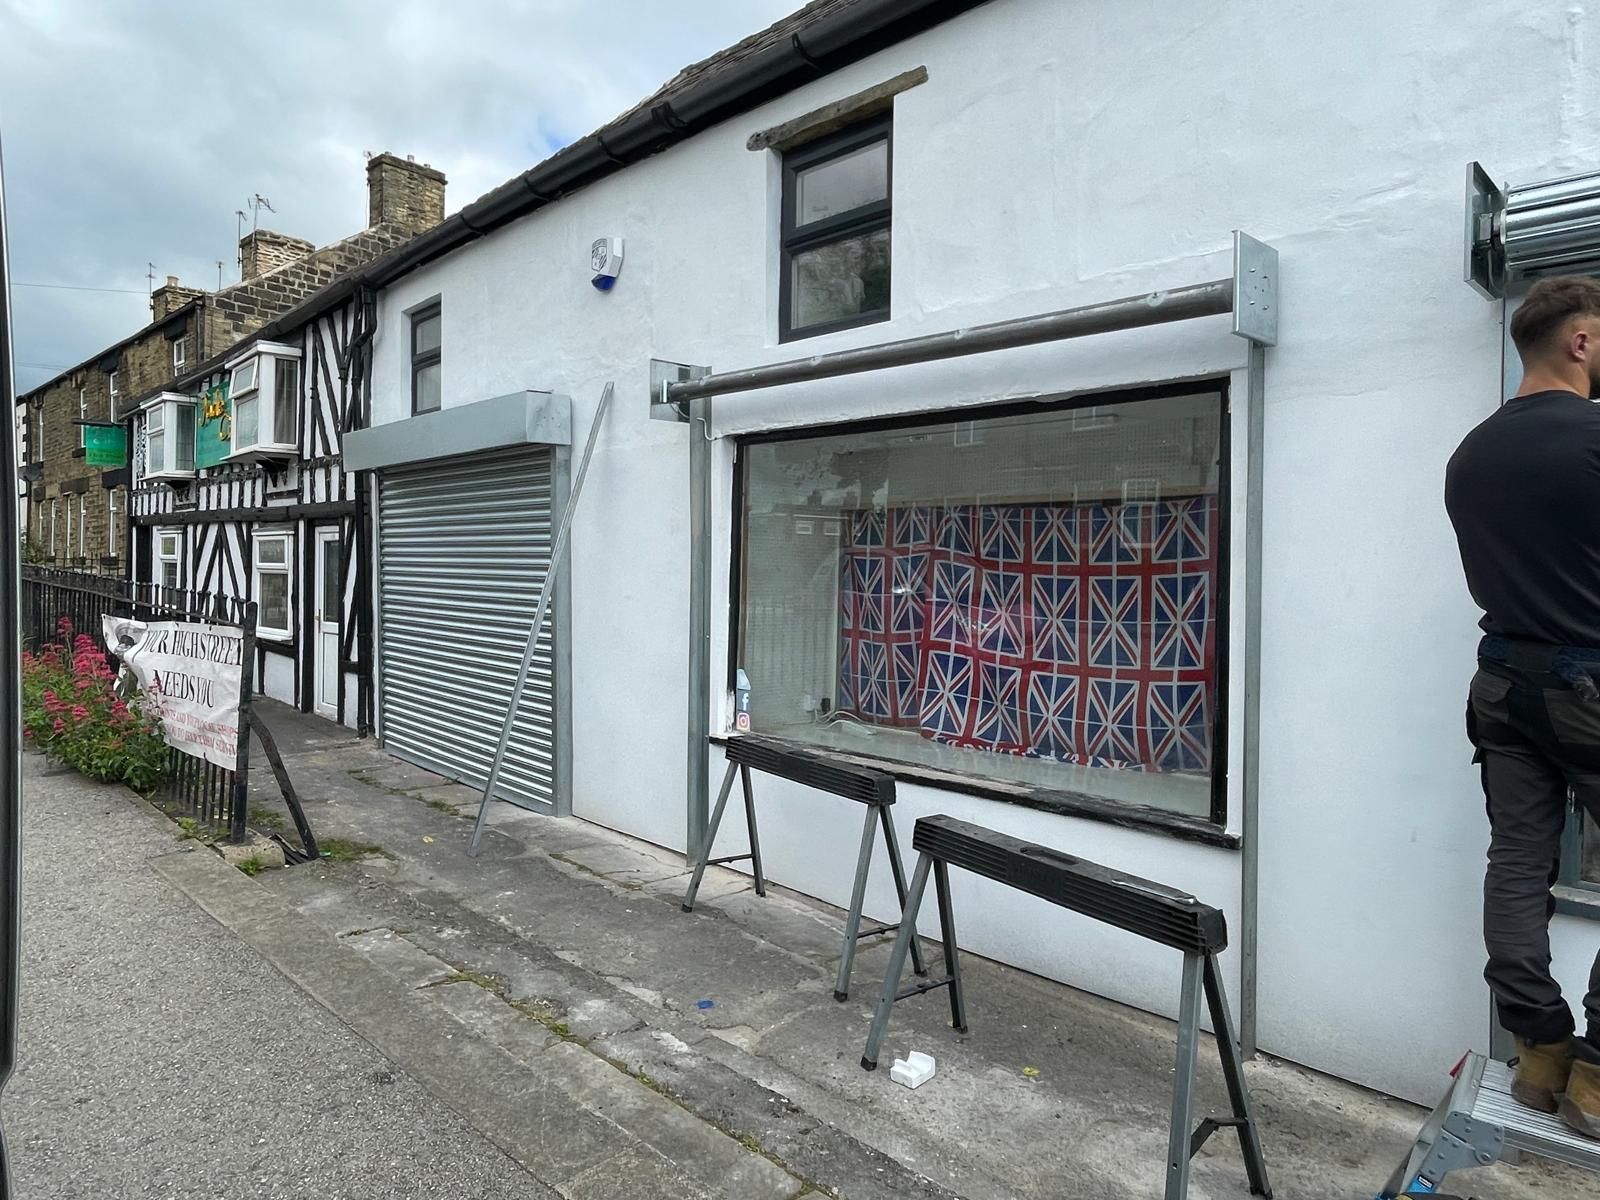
[1378,1052,1600,1196]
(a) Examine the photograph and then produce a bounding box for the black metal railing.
[23,568,255,842]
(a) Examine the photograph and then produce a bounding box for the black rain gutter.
[127,0,992,413]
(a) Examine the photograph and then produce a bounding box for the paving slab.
[219,702,1600,1199]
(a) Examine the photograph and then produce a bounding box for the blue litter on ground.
[696,999,715,1010]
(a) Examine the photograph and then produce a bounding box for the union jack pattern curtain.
[836,497,1218,772]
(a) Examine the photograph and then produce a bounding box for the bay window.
[142,393,197,480]
[735,386,1227,823]
[252,531,293,640]
[227,342,300,459]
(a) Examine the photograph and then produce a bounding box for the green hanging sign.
[195,380,232,470]
[83,423,127,468]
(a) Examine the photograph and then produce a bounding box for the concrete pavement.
[5,757,560,1200]
[11,702,1599,1198]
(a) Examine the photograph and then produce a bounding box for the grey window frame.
[410,301,441,415]
[726,379,1236,847]
[1560,800,1599,903]
[779,116,892,343]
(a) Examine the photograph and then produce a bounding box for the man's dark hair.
[1510,275,1600,357]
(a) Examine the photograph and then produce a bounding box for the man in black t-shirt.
[1446,276,1600,1137]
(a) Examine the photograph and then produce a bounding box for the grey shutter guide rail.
[470,382,613,856]
[378,446,559,810]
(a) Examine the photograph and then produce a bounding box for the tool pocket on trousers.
[1544,687,1600,768]
[1468,669,1513,747]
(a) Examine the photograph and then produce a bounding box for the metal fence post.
[230,600,258,844]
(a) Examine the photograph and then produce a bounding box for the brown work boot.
[1559,1041,1600,1139]
[1511,1036,1575,1114]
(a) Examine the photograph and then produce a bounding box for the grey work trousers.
[1468,663,1600,1045]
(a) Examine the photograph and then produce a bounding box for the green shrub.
[23,620,170,795]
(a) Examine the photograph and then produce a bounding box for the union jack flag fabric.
[836,497,1217,772]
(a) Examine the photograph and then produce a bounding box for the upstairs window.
[143,393,197,480]
[780,118,891,341]
[107,371,119,407]
[226,342,300,458]
[172,337,187,373]
[411,302,441,415]
[78,388,87,448]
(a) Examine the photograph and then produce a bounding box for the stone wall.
[20,150,449,573]
[239,229,315,280]
[367,153,446,236]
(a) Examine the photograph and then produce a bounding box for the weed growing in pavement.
[319,837,388,864]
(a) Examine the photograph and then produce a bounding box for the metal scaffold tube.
[666,278,1237,406]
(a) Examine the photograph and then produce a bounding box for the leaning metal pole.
[469,382,614,856]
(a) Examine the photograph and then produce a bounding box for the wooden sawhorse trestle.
[682,737,926,1000]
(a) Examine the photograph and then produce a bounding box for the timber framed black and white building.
[127,291,378,731]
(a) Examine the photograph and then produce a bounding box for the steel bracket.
[649,359,710,423]
[1231,232,1278,346]
[1410,1112,1504,1192]
[1464,161,1507,300]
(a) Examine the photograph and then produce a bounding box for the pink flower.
[51,718,64,735]
[56,617,73,634]
[111,701,129,718]
[70,705,89,721]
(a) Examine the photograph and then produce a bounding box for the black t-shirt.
[1446,389,1600,647]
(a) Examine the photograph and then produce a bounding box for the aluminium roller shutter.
[377,447,557,808]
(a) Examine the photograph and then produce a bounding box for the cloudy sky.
[1,0,797,393]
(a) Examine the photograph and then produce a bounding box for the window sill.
[780,307,891,345]
[710,731,1239,849]
[228,445,296,463]
[1555,884,1600,920]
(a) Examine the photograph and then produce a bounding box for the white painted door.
[314,528,340,719]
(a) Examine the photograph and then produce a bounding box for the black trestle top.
[723,736,895,807]
[911,814,1228,954]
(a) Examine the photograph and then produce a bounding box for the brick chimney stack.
[150,274,206,320]
[239,229,316,280]
[367,152,447,236]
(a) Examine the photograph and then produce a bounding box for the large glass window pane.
[235,394,259,447]
[791,229,890,331]
[147,430,165,474]
[795,139,888,226]
[414,361,441,413]
[737,390,1225,819]
[175,405,196,471]
[259,571,289,633]
[322,540,341,619]
[273,361,299,445]
[414,311,441,355]
[257,537,287,567]
[230,358,258,396]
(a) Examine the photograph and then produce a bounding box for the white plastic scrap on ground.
[889,1052,936,1090]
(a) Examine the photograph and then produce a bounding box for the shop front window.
[736,387,1226,821]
